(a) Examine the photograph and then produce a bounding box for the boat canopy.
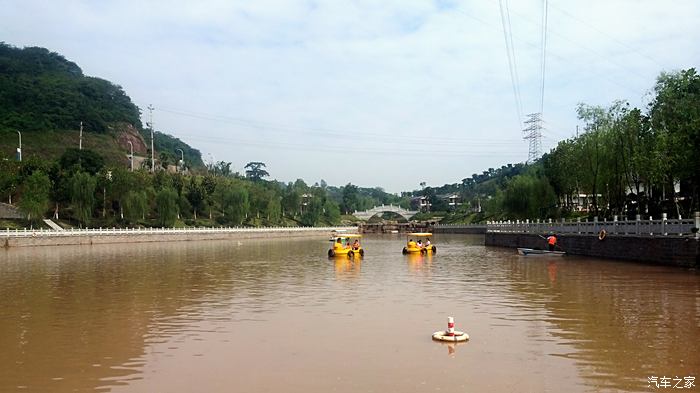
[407,232,432,237]
[334,234,362,239]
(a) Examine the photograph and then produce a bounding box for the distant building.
[442,194,462,211]
[300,193,313,214]
[410,196,431,212]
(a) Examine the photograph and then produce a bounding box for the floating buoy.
[598,229,607,241]
[432,316,469,342]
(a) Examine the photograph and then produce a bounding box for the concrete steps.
[43,219,64,231]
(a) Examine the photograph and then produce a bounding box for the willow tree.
[70,172,96,226]
[155,187,179,227]
[123,190,149,223]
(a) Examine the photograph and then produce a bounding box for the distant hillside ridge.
[0,42,204,169]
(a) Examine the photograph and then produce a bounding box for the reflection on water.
[0,235,698,392]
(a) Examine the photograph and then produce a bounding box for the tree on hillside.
[155,187,178,227]
[123,190,149,223]
[214,181,249,225]
[19,170,51,222]
[281,184,301,217]
[186,176,206,220]
[341,183,359,214]
[300,195,323,226]
[244,162,269,181]
[69,171,96,226]
[323,199,341,224]
[0,43,142,132]
[208,161,233,177]
[266,196,282,222]
[59,148,105,175]
[0,159,19,204]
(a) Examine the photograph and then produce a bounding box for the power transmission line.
[156,106,523,146]
[498,0,523,127]
[547,1,664,68]
[539,0,548,114]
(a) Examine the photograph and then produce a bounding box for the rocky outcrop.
[112,123,148,154]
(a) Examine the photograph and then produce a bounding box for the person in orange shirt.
[546,234,557,251]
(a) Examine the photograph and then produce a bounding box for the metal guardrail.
[487,213,700,238]
[1,226,356,238]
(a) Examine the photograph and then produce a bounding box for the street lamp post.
[127,141,134,172]
[148,104,155,173]
[16,130,21,162]
[176,148,184,173]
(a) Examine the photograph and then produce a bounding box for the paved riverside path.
[1,226,356,248]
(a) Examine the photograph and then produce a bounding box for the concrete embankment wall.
[2,228,348,248]
[485,233,699,268]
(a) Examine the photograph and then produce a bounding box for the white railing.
[487,212,700,238]
[0,226,356,238]
[434,224,487,229]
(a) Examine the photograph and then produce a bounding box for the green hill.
[0,42,204,169]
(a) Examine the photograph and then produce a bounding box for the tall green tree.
[69,172,97,226]
[18,170,51,222]
[323,199,341,224]
[214,181,249,225]
[123,190,149,223]
[155,187,178,227]
[59,148,105,175]
[244,162,269,181]
[649,68,700,212]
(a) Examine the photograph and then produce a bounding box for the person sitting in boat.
[546,234,557,251]
[426,239,431,247]
[333,238,345,252]
[407,238,417,248]
[352,239,360,250]
[417,239,423,249]
[345,240,351,249]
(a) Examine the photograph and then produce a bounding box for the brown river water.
[0,234,698,392]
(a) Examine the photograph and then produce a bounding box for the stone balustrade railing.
[1,226,356,238]
[487,212,700,238]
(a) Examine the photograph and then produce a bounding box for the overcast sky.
[3,0,699,192]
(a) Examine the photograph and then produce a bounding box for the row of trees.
[540,68,699,219]
[417,69,698,222]
[0,153,345,227]
[468,68,699,220]
[2,148,414,227]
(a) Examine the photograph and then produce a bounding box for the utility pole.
[16,130,21,162]
[79,121,83,150]
[127,141,134,172]
[522,112,542,163]
[148,104,155,173]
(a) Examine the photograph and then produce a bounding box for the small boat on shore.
[517,248,566,256]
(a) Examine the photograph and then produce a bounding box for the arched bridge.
[353,204,419,221]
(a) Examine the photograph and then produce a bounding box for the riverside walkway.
[1,226,356,248]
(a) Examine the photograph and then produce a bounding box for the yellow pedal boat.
[328,234,364,258]
[402,232,436,254]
